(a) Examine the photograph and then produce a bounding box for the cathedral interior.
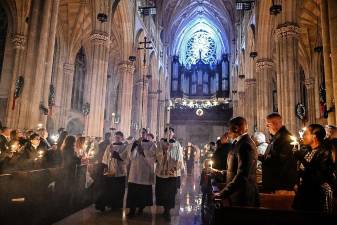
[1,0,337,224]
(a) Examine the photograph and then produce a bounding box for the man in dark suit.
[214,116,259,207]
[261,112,297,192]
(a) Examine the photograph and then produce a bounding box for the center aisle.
[54,163,202,225]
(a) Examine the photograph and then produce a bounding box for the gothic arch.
[66,117,84,136]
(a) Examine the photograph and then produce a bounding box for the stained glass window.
[185,30,217,65]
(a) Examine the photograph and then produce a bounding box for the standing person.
[156,127,184,221]
[62,135,81,170]
[95,131,127,212]
[252,132,269,184]
[213,117,259,207]
[37,127,51,150]
[75,136,87,161]
[261,113,297,193]
[0,127,10,153]
[293,124,336,213]
[212,133,232,171]
[325,125,337,178]
[184,142,195,175]
[57,131,68,152]
[97,133,112,164]
[125,128,156,217]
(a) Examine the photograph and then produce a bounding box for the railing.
[0,164,101,225]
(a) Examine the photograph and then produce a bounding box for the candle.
[290,135,300,151]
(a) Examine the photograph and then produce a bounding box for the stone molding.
[245,78,257,86]
[11,34,26,49]
[274,23,300,41]
[63,63,74,73]
[256,58,274,72]
[90,32,109,45]
[305,77,315,89]
[118,62,135,74]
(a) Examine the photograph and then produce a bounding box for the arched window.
[71,47,87,111]
[0,4,8,81]
[185,30,217,65]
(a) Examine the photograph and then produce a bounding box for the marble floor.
[54,165,202,225]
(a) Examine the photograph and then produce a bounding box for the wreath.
[296,103,306,120]
[48,84,56,116]
[12,76,24,110]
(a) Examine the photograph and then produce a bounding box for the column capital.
[63,63,74,73]
[135,79,149,85]
[90,31,109,45]
[256,58,274,72]
[11,34,26,49]
[118,61,135,74]
[274,23,300,41]
[305,77,315,89]
[148,91,158,96]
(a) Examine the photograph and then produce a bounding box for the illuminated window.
[185,30,216,65]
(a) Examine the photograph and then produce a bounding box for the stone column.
[305,77,316,124]
[148,91,158,134]
[255,58,274,132]
[245,78,257,133]
[118,62,135,137]
[84,32,110,137]
[28,0,55,127]
[321,0,336,124]
[6,34,27,128]
[328,0,337,123]
[237,91,246,117]
[58,63,75,127]
[275,24,301,134]
[41,0,60,114]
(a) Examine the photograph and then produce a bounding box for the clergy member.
[125,128,156,217]
[155,127,184,221]
[95,131,127,212]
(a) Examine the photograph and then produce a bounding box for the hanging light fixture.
[97,13,108,23]
[238,74,245,79]
[270,0,282,15]
[249,51,258,59]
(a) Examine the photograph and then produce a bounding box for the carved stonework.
[63,63,74,74]
[90,32,109,45]
[256,58,274,72]
[274,23,300,41]
[118,62,135,74]
[245,78,257,86]
[305,77,315,89]
[11,34,26,49]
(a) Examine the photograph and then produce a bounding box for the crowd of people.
[203,113,337,214]
[0,123,185,221]
[2,112,337,218]
[0,125,101,173]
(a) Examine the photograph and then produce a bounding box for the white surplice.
[156,139,184,178]
[124,140,156,185]
[102,142,128,177]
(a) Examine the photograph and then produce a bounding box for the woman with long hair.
[62,135,80,169]
[75,136,86,159]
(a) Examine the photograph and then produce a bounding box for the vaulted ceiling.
[156,0,236,57]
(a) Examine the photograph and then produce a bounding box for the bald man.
[261,113,297,193]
